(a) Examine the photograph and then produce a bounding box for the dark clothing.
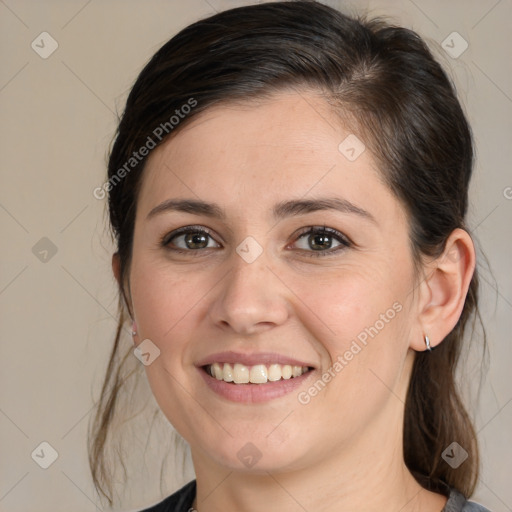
[139,479,492,511]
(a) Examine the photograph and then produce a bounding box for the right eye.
[161,226,222,253]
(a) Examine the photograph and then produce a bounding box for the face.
[128,91,419,473]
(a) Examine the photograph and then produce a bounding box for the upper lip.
[196,351,316,368]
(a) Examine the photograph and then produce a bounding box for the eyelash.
[160,225,352,258]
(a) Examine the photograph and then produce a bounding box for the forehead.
[138,91,399,222]
[150,91,343,164]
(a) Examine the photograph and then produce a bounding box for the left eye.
[291,226,351,256]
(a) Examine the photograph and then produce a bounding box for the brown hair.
[89,0,486,505]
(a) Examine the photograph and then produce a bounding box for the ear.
[410,228,476,351]
[112,252,134,318]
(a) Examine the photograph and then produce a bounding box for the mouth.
[202,362,314,384]
[196,351,317,403]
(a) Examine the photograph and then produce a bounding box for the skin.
[114,90,475,512]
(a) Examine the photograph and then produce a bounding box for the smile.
[205,362,312,384]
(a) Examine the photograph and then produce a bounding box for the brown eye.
[181,232,209,250]
[292,226,351,257]
[162,226,221,252]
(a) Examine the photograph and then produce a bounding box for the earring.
[132,321,137,337]
[425,335,432,352]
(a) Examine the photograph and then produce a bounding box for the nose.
[208,248,290,336]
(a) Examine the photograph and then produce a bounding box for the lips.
[195,350,317,403]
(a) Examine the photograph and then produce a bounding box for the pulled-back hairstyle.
[89,0,485,505]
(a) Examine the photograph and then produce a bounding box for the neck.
[190,426,447,512]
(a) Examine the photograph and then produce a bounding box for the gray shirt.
[139,480,493,511]
[444,488,492,512]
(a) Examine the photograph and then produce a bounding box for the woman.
[89,2,491,510]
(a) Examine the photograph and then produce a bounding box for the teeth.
[268,364,282,382]
[223,363,234,382]
[249,364,267,384]
[213,362,223,380]
[233,363,249,384]
[292,365,302,377]
[207,362,311,384]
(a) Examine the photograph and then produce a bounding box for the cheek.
[129,259,212,438]
[130,256,203,338]
[129,258,210,392]
[295,265,412,406]
[301,267,407,352]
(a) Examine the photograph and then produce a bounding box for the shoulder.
[462,501,493,512]
[444,488,492,512]
[136,480,196,512]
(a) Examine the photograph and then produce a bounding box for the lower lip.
[197,366,315,404]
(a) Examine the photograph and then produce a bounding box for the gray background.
[0,0,511,510]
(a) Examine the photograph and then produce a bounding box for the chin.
[197,433,312,474]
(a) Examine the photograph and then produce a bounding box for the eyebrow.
[146,197,376,224]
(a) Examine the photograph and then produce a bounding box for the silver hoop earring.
[425,335,432,352]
